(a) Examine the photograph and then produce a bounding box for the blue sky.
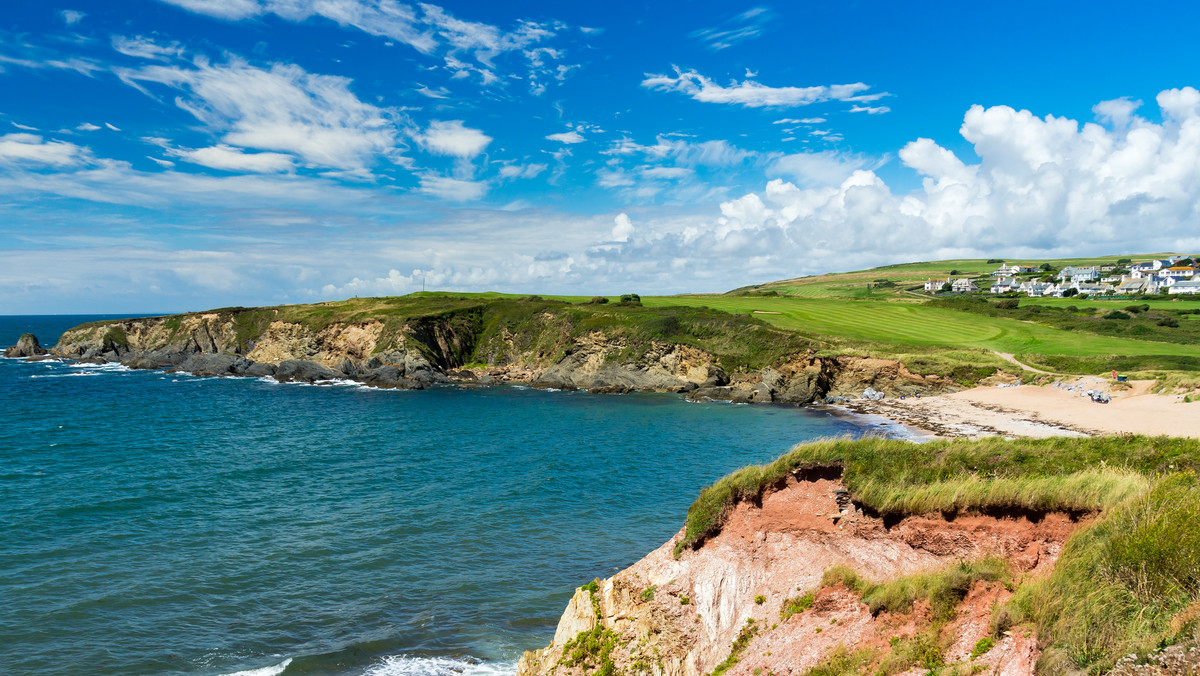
[3,0,1200,313]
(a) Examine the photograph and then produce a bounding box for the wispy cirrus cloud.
[155,0,577,90]
[690,7,774,51]
[641,68,878,108]
[0,133,91,167]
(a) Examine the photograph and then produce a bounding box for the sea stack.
[4,333,47,358]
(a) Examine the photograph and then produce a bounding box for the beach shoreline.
[838,376,1200,440]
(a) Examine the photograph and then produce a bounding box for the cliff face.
[519,471,1083,676]
[45,299,964,401]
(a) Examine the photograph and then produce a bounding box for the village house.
[1019,281,1056,297]
[991,263,1036,277]
[1162,266,1198,280]
[951,278,978,293]
[1059,265,1099,282]
[1171,279,1200,295]
[925,277,979,293]
[991,277,1020,294]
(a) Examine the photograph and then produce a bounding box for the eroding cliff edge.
[518,470,1085,676]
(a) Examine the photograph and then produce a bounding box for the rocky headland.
[29,297,967,405]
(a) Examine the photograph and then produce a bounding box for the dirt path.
[992,351,1056,374]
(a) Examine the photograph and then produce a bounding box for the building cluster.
[923,256,1200,297]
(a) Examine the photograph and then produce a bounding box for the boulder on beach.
[4,333,47,358]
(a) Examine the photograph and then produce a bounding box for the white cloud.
[611,212,634,241]
[418,120,491,158]
[849,105,890,114]
[60,10,86,25]
[690,7,773,51]
[417,174,487,200]
[767,150,875,188]
[1092,97,1142,128]
[105,122,121,131]
[497,162,547,179]
[118,57,403,171]
[155,1,572,90]
[642,68,875,108]
[169,144,295,172]
[76,123,101,131]
[0,133,89,166]
[11,122,38,131]
[546,130,585,144]
[774,117,824,124]
[112,35,185,61]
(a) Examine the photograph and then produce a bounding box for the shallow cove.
[1,316,877,676]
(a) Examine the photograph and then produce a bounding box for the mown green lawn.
[639,295,1200,358]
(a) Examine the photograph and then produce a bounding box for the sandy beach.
[844,377,1200,439]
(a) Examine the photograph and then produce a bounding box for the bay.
[0,316,878,676]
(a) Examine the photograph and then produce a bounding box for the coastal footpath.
[40,295,973,404]
[519,437,1200,676]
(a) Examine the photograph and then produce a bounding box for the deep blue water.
[0,316,881,676]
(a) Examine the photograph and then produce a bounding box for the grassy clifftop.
[677,436,1200,673]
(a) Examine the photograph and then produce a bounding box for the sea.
[0,315,891,676]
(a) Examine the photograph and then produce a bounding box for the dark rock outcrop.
[4,333,47,358]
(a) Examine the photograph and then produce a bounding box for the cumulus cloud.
[417,120,491,158]
[642,68,876,108]
[60,9,86,25]
[117,57,403,171]
[611,86,1200,280]
[611,212,634,241]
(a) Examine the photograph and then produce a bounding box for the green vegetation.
[802,646,877,676]
[970,636,995,659]
[676,437,1200,674]
[559,624,621,676]
[929,295,1200,348]
[780,591,815,621]
[819,558,1010,621]
[754,594,766,605]
[710,619,759,676]
[639,586,656,602]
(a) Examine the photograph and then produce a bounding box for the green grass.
[639,295,1199,360]
[674,436,1197,555]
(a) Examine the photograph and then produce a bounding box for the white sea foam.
[220,657,292,676]
[364,656,516,676]
[67,362,131,372]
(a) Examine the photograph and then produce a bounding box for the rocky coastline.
[19,311,963,406]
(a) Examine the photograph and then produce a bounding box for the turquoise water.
[0,316,879,676]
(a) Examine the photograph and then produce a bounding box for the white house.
[1117,277,1148,294]
[1020,281,1055,297]
[924,278,950,292]
[1170,280,1200,295]
[1060,266,1099,282]
[991,277,1020,294]
[1075,282,1113,296]
[1162,266,1197,280]
[952,278,978,293]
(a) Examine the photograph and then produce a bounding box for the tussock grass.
[674,436,1196,555]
